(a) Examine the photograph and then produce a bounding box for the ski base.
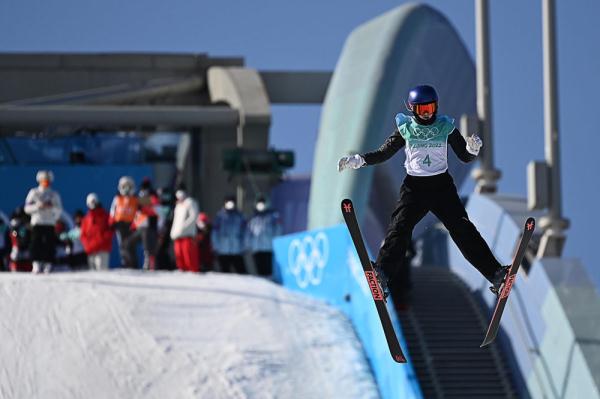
[481,217,536,347]
[341,198,407,363]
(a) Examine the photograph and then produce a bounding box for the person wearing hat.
[109,176,138,268]
[128,189,158,270]
[24,170,63,274]
[170,184,200,272]
[212,196,247,274]
[338,84,507,302]
[245,197,282,277]
[80,193,113,270]
[155,187,176,270]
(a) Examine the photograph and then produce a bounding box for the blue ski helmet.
[407,85,438,106]
[407,85,438,124]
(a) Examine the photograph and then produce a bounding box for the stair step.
[395,266,515,398]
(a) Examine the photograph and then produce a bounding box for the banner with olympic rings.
[273,224,422,399]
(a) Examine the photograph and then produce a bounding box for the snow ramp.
[0,271,378,399]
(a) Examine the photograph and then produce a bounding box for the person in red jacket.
[80,193,113,270]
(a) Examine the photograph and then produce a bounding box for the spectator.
[212,196,246,274]
[109,176,138,268]
[155,187,175,270]
[139,177,160,206]
[245,197,282,277]
[54,219,71,270]
[8,207,32,272]
[196,212,214,272]
[170,185,199,272]
[61,210,87,270]
[24,170,63,274]
[80,193,113,270]
[0,213,9,271]
[128,191,158,270]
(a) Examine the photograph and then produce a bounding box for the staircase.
[397,267,517,398]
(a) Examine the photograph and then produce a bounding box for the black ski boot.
[372,261,390,299]
[489,265,510,296]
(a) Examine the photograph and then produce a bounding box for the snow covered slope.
[0,271,378,399]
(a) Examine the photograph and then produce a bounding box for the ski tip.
[341,199,354,214]
[525,217,535,232]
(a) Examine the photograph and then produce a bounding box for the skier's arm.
[448,128,477,163]
[361,130,406,165]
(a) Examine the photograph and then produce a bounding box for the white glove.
[466,135,483,156]
[337,154,366,172]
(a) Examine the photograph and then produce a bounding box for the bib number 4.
[422,154,432,166]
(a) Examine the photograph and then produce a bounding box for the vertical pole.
[472,0,501,193]
[538,0,569,257]
[236,113,245,211]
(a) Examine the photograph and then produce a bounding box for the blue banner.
[273,224,422,399]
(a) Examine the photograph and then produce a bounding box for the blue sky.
[1,0,598,287]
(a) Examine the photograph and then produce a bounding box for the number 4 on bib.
[422,155,431,166]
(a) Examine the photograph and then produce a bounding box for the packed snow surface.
[0,271,379,399]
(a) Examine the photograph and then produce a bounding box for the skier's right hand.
[337,154,366,172]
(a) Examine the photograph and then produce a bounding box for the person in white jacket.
[169,185,199,272]
[24,170,63,274]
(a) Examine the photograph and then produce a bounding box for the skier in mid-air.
[338,85,508,298]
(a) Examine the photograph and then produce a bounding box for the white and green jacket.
[362,113,476,175]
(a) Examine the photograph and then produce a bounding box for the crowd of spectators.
[0,170,282,277]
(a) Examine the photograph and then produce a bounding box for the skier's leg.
[430,185,502,282]
[375,183,429,288]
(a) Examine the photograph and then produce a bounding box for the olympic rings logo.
[287,232,330,288]
[412,126,440,140]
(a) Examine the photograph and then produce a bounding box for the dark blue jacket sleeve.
[361,130,406,165]
[448,128,476,163]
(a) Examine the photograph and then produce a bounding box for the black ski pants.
[376,172,501,284]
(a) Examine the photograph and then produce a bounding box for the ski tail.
[481,217,535,347]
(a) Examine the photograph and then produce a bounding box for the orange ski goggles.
[412,102,437,116]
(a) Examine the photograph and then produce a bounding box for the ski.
[481,217,536,347]
[341,198,407,363]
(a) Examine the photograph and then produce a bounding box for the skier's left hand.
[466,135,483,156]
